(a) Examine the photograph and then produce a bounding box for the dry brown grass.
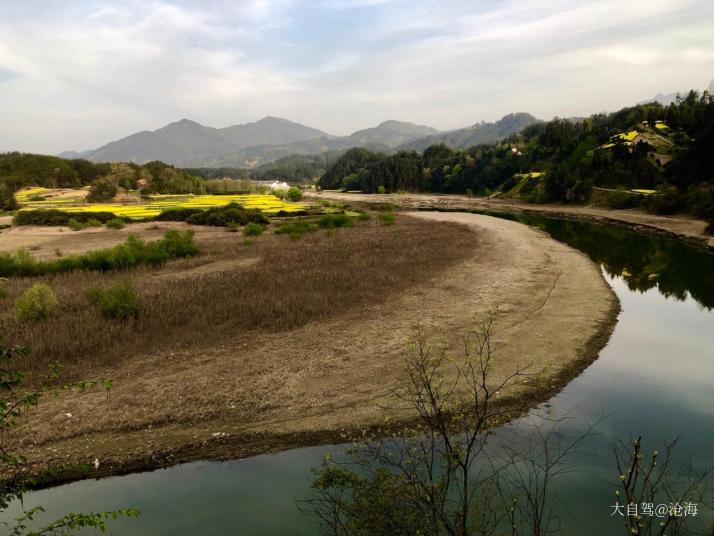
[2,216,477,380]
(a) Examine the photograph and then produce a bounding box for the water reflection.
[3,214,713,534]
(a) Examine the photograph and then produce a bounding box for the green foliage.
[156,202,268,227]
[378,213,395,225]
[0,343,139,533]
[105,218,126,230]
[0,184,18,211]
[357,211,371,221]
[377,185,386,194]
[318,213,352,229]
[15,283,58,323]
[243,222,265,236]
[286,187,303,202]
[86,178,117,202]
[0,152,111,192]
[67,218,103,231]
[317,91,714,220]
[274,220,319,239]
[606,190,643,210]
[87,280,140,320]
[0,230,197,277]
[14,210,123,227]
[138,161,206,195]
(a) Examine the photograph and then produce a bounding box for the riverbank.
[311,191,714,251]
[8,213,618,487]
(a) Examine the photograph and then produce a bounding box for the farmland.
[14,187,308,220]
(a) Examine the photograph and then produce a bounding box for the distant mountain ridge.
[63,114,538,168]
[400,113,540,151]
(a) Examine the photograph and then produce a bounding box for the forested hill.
[318,91,714,230]
[0,153,206,209]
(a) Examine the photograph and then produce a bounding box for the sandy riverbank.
[312,191,714,250]
[9,213,618,485]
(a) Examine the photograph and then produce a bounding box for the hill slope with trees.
[319,91,714,231]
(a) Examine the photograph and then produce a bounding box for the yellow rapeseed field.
[15,188,307,220]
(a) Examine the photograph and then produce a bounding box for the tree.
[0,343,139,534]
[0,184,18,211]
[303,312,597,536]
[86,178,117,202]
[303,313,713,535]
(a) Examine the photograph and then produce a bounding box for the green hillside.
[318,90,714,231]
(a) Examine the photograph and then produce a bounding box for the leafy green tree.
[86,178,117,202]
[0,344,139,534]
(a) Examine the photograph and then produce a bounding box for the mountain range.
[61,113,540,168]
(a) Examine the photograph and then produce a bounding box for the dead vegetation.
[1,215,477,381]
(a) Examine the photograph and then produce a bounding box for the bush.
[67,218,102,231]
[243,222,265,236]
[227,222,239,233]
[0,184,18,211]
[15,283,58,322]
[379,213,395,225]
[105,218,126,230]
[156,203,268,227]
[377,185,386,194]
[87,280,140,320]
[14,209,123,227]
[357,211,371,221]
[0,230,198,277]
[606,190,642,210]
[274,220,319,239]
[318,214,352,229]
[86,178,118,202]
[286,187,303,202]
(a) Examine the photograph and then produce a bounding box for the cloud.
[0,0,712,153]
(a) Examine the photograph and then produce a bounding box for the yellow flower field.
[15,188,308,220]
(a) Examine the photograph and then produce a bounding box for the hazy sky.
[1,0,712,154]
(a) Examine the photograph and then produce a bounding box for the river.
[4,213,714,534]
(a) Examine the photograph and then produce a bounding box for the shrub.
[274,220,319,239]
[379,213,395,226]
[318,214,353,229]
[86,178,118,202]
[0,230,198,277]
[0,184,18,211]
[156,203,268,227]
[67,218,100,231]
[243,222,265,236]
[606,190,642,210]
[357,211,371,221]
[15,283,58,322]
[377,185,386,194]
[227,222,239,233]
[286,187,303,202]
[14,209,122,227]
[0,281,7,300]
[105,218,126,230]
[87,280,140,320]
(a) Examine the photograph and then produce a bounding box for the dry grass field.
[2,212,617,481]
[2,215,476,381]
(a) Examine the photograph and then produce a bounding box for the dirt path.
[312,191,714,250]
[13,214,618,484]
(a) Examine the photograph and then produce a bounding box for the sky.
[0,0,713,154]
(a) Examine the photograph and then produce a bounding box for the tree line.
[318,90,714,228]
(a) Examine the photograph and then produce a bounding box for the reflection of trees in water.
[511,215,714,310]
